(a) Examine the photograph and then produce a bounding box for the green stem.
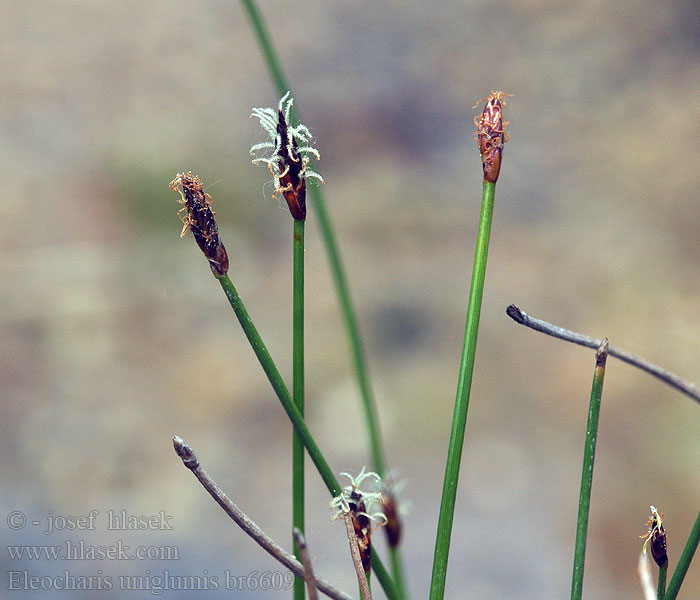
[570,341,608,600]
[239,4,401,595]
[390,546,407,600]
[429,180,496,600]
[293,219,305,600]
[311,189,386,476]
[657,564,667,600]
[218,273,334,491]
[239,0,289,93]
[664,508,700,600]
[239,0,386,479]
[215,273,399,600]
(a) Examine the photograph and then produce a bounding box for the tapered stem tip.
[172,435,200,470]
[596,338,609,365]
[293,528,307,549]
[506,304,526,324]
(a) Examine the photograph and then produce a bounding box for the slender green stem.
[310,186,405,597]
[218,273,335,491]
[239,0,386,479]
[571,340,608,600]
[390,547,406,600]
[239,3,400,595]
[310,191,386,475]
[215,273,398,600]
[293,219,305,600]
[664,508,700,600]
[429,180,496,600]
[239,0,289,93]
[657,564,667,600]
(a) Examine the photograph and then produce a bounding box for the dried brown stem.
[506,304,700,405]
[172,436,352,600]
[294,528,319,600]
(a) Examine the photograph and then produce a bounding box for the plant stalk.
[664,507,700,600]
[239,3,401,595]
[571,339,609,600]
[390,547,406,600]
[657,564,667,600]
[215,273,398,600]
[293,218,305,600]
[239,0,387,479]
[429,180,496,600]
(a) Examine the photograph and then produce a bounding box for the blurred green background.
[2,1,700,598]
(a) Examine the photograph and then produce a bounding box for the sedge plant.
[239,0,387,482]
[429,91,510,600]
[169,171,398,600]
[239,1,402,595]
[250,91,323,600]
[168,6,700,597]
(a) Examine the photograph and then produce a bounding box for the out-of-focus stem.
[664,508,700,600]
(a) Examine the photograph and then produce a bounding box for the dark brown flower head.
[330,468,387,575]
[381,478,403,549]
[170,172,229,277]
[640,505,668,568]
[473,91,511,183]
[348,489,372,572]
[250,92,323,221]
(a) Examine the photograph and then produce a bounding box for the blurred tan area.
[2,0,700,598]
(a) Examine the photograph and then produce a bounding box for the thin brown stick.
[506,304,700,405]
[294,528,319,600]
[172,436,353,600]
[339,497,372,600]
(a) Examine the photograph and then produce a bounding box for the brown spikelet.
[347,489,372,573]
[276,110,307,221]
[474,91,511,183]
[250,93,323,222]
[641,506,668,568]
[170,172,229,277]
[382,489,402,548]
[330,468,388,577]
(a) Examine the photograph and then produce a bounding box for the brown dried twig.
[293,528,319,600]
[506,304,700,405]
[172,436,352,600]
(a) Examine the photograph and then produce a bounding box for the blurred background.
[2,0,700,598]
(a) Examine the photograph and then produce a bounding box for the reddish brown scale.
[474,91,510,183]
[650,523,668,568]
[276,110,306,220]
[170,172,229,277]
[649,511,668,568]
[382,491,402,548]
[347,489,372,573]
